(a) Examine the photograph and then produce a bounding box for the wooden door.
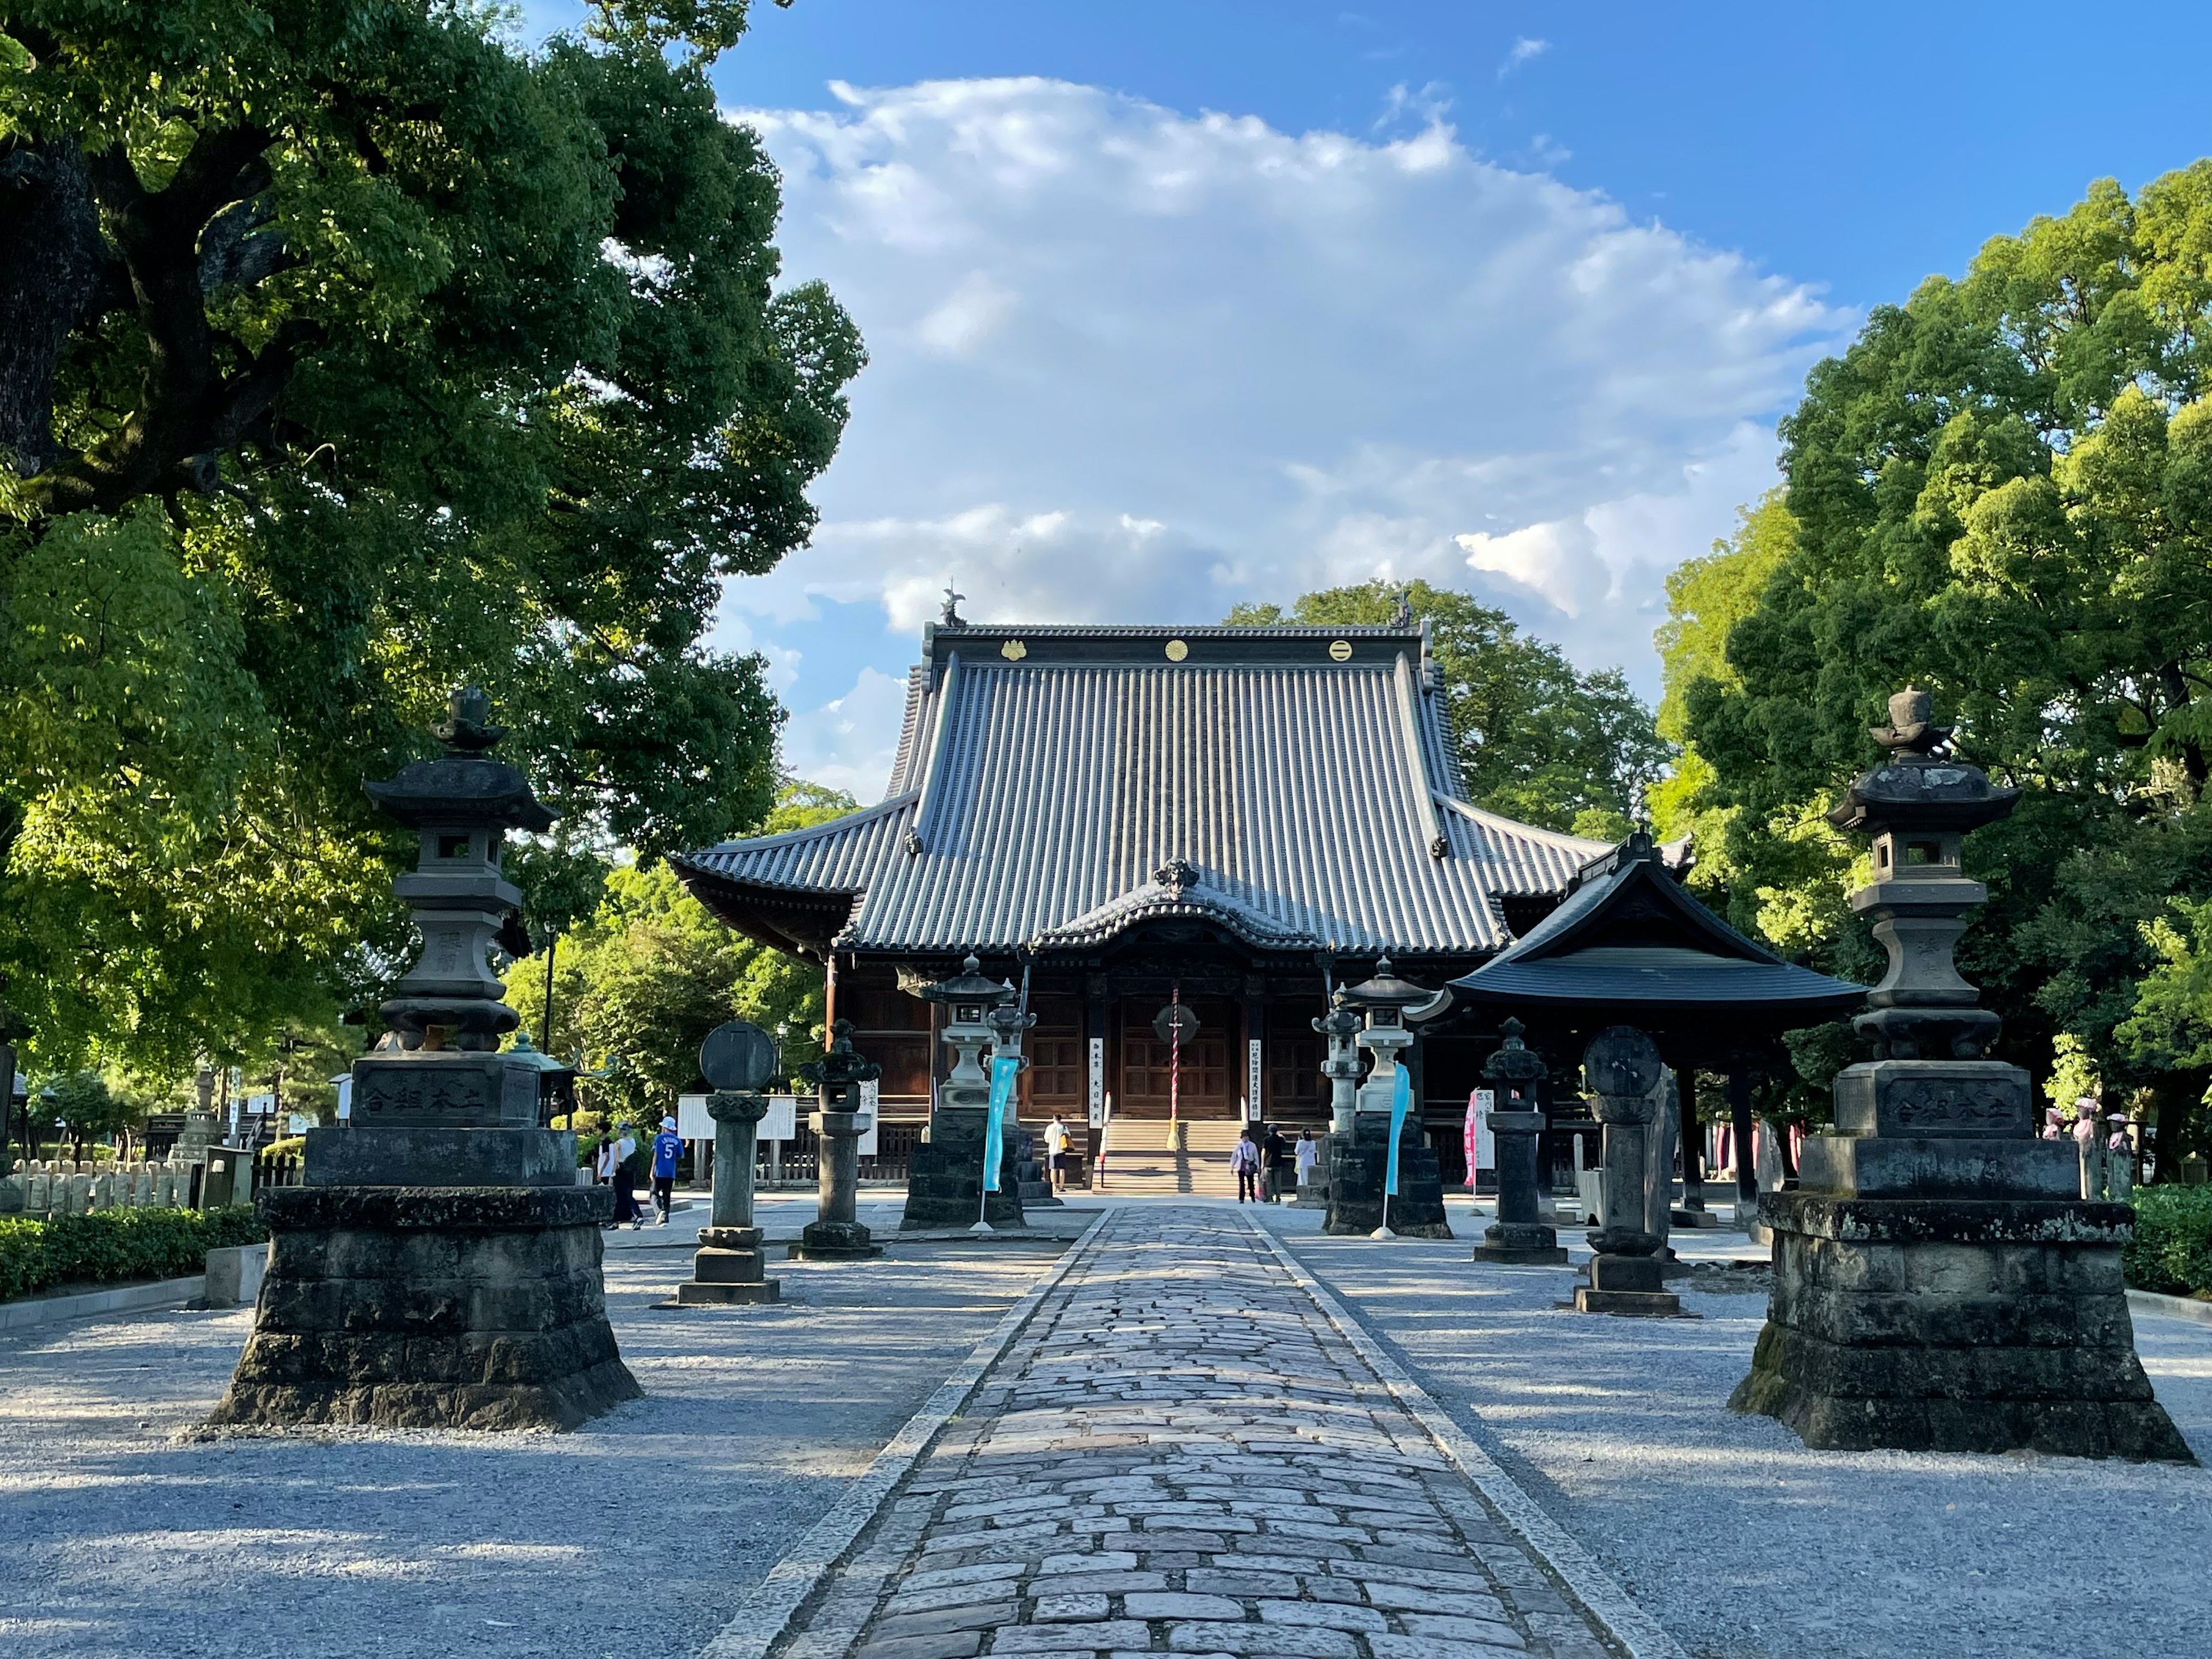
[1117,995,1236,1118]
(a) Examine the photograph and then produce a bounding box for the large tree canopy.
[0,1,861,1074]
[1680,164,2212,1154]
[1226,580,1670,839]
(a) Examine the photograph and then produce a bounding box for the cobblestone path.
[765,1206,1624,1659]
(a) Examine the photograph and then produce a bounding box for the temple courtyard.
[3,1198,2209,1659]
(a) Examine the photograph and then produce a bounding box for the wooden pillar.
[1728,1067,1755,1202]
[1680,1071,1706,1212]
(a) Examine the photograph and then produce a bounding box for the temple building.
[675,609,1624,1180]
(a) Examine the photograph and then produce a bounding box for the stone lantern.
[1573,1025,1681,1315]
[1323,959,1451,1238]
[1731,688,2190,1459]
[1470,1018,1566,1264]
[900,956,1024,1230]
[791,1018,884,1260]
[208,688,639,1431]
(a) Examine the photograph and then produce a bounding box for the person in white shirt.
[1294,1128,1320,1195]
[1044,1116,1072,1191]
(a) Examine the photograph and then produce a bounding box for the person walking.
[1262,1122,1287,1202]
[1294,1128,1320,1198]
[650,1115,683,1226]
[602,1123,641,1227]
[1044,1115,1071,1192]
[1230,1129,1262,1204]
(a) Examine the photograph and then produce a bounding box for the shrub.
[0,1207,266,1303]
[2124,1185,2212,1298]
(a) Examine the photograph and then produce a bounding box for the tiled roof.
[679,622,1610,960]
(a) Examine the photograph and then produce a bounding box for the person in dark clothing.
[1262,1123,1288,1202]
[650,1115,683,1225]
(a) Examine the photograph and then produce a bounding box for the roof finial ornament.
[1870,685,1951,759]
[941,582,966,627]
[1389,589,1414,627]
[1154,857,1198,895]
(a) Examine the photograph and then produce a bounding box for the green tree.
[0,1,861,1076]
[506,782,854,1105]
[1681,164,2212,1102]
[1225,580,1670,836]
[43,1067,138,1160]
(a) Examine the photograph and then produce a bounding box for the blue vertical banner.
[983,1055,1019,1192]
[1384,1063,1411,1197]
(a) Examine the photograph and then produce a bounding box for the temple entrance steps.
[1096,1117,1244,1196]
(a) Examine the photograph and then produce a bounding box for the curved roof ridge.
[1433,793,1616,854]
[694,788,917,857]
[1027,870,1322,953]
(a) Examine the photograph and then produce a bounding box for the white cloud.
[1499,37,1550,78]
[725,78,1850,797]
[778,667,912,800]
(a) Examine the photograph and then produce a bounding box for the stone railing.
[5,1158,203,1215]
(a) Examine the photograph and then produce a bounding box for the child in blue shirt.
[651,1116,684,1226]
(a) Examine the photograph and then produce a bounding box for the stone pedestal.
[1323,1116,1452,1238]
[1471,1024,1566,1264]
[903,1111,1024,1230]
[1730,1136,2191,1459]
[674,1226,779,1305]
[208,1183,639,1430]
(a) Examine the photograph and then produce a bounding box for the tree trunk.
[0,138,102,478]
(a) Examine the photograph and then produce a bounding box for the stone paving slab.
[736,1206,1662,1659]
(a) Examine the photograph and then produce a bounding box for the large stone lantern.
[1470,1018,1566,1264]
[1732,689,2190,1459]
[899,956,1024,1230]
[209,689,639,1431]
[1323,959,1450,1238]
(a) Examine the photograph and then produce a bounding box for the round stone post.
[669,1086,781,1305]
[1471,1019,1566,1264]
[1574,1025,1682,1316]
[794,1020,885,1260]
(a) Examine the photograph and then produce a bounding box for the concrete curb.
[0,1275,206,1334]
[2129,1287,2212,1327]
[696,1211,1107,1659]
[1255,1224,1688,1659]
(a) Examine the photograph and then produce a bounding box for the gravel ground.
[0,1202,1067,1659]
[1267,1208,2212,1659]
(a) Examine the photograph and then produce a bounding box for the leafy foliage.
[1676,166,2212,1148]
[2123,1184,2212,1297]
[506,782,854,1112]
[0,1204,263,1302]
[1224,580,1670,836]
[0,2,861,1077]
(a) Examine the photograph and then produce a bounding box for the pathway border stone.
[700,1215,1109,1659]
[1254,1225,1685,1659]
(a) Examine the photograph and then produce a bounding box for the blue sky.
[528,3,2212,798]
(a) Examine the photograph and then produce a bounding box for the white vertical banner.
[1087,1037,1105,1128]
[858,1079,879,1156]
[1247,1039,1263,1120]
[1473,1088,1497,1170]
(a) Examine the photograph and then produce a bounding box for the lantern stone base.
[207,1185,639,1432]
[900,1108,1024,1231]
[1471,1220,1567,1265]
[669,1226,781,1305]
[1730,1184,2194,1462]
[1323,1120,1452,1238]
[790,1219,884,1260]
[1572,1251,1684,1316]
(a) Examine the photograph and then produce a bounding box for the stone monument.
[1471,1019,1567,1264]
[1574,1025,1683,1316]
[790,1019,884,1259]
[670,1020,781,1305]
[900,957,1024,1230]
[1324,960,1451,1238]
[208,688,639,1431]
[1731,688,2192,1459]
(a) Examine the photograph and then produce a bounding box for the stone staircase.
[1097,1118,1244,1196]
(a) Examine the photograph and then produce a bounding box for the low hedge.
[2123,1184,2212,1298]
[0,1206,266,1303]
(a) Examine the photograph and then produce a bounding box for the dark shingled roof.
[1430,830,1866,1022]
[675,621,1609,961]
